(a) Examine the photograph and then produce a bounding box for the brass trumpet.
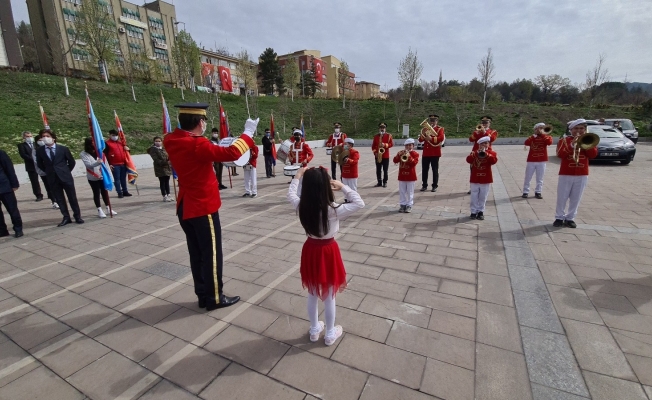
[477,150,487,159]
[476,124,484,131]
[400,150,409,163]
[376,147,385,163]
[542,125,553,134]
[572,132,600,164]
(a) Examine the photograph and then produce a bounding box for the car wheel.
[632,139,638,144]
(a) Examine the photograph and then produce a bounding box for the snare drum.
[277,139,292,164]
[283,165,300,176]
[219,138,251,167]
[326,147,333,155]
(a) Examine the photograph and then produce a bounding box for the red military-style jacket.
[466,149,498,184]
[419,125,445,157]
[288,140,314,166]
[393,150,419,181]
[326,132,347,148]
[340,148,360,179]
[469,129,498,151]
[248,145,259,168]
[556,136,598,176]
[164,128,255,220]
[524,134,554,162]
[372,133,393,160]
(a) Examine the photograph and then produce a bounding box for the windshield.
[588,126,625,139]
[607,120,635,130]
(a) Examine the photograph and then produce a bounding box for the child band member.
[466,136,497,220]
[243,144,259,198]
[522,123,553,199]
[340,138,359,193]
[393,138,419,213]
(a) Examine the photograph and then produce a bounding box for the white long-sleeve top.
[287,178,365,239]
[80,151,104,181]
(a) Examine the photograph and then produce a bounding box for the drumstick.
[227,165,232,188]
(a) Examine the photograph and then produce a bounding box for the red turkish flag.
[218,66,233,92]
[314,59,324,83]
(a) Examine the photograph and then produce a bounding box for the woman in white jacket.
[80,138,117,218]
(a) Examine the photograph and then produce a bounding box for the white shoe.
[106,207,117,215]
[309,321,325,342]
[324,325,343,346]
[52,202,59,209]
[97,207,106,218]
[163,196,168,202]
[165,194,173,202]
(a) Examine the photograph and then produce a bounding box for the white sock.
[307,293,321,334]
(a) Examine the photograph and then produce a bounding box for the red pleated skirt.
[300,237,347,300]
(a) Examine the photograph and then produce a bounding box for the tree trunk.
[291,89,294,102]
[63,77,70,96]
[482,90,487,111]
[181,87,185,100]
[245,91,251,119]
[342,90,346,109]
[131,85,136,102]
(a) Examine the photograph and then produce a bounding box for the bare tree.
[76,0,118,84]
[235,49,257,118]
[585,53,610,104]
[477,48,496,111]
[394,96,407,133]
[282,57,300,102]
[337,60,351,109]
[277,96,290,135]
[303,100,314,129]
[534,74,572,101]
[397,47,423,109]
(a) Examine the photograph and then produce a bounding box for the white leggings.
[307,287,336,337]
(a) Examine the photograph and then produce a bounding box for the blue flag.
[86,89,113,191]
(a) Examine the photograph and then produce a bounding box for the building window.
[129,43,142,54]
[72,48,90,61]
[63,8,80,22]
[63,0,82,5]
[126,25,144,39]
[154,48,168,60]
[148,16,164,30]
[122,7,140,20]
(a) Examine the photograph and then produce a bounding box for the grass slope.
[0,70,647,163]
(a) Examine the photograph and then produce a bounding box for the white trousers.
[470,183,491,213]
[307,287,336,336]
[244,166,257,195]
[555,175,588,221]
[523,162,546,194]
[341,178,358,192]
[399,181,415,206]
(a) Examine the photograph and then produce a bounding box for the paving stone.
[598,307,652,335]
[428,308,476,341]
[201,362,304,400]
[335,289,366,310]
[520,326,589,398]
[439,279,477,299]
[547,285,603,325]
[475,343,533,400]
[505,245,539,268]
[67,351,158,400]
[1,311,70,350]
[104,267,151,286]
[538,261,582,289]
[261,314,338,358]
[405,287,476,318]
[624,353,652,386]
[513,289,563,334]
[393,249,446,266]
[531,383,591,400]
[583,371,648,400]
[477,273,513,307]
[95,318,174,362]
[141,338,230,394]
[0,296,39,327]
[332,333,426,389]
[507,264,548,296]
[269,347,368,400]
[80,281,141,308]
[31,330,111,378]
[478,252,509,276]
[139,380,199,400]
[586,290,638,313]
[205,324,290,374]
[0,366,84,400]
[386,322,474,370]
[358,294,431,328]
[225,304,280,333]
[117,293,181,326]
[346,276,408,301]
[258,290,308,320]
[36,290,91,319]
[611,329,652,359]
[378,268,441,291]
[59,302,128,337]
[0,338,40,386]
[5,277,63,303]
[420,358,474,400]
[155,307,222,343]
[477,301,523,353]
[359,376,440,400]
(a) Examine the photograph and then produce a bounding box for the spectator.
[104,129,132,198]
[31,133,58,209]
[80,138,117,218]
[16,131,43,201]
[0,148,23,238]
[147,136,173,202]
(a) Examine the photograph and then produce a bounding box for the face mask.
[294,136,301,141]
[265,133,270,137]
[212,133,219,138]
[380,130,385,134]
[37,140,44,147]
[25,137,34,143]
[343,145,350,150]
[110,136,119,141]
[154,142,162,148]
[334,128,340,133]
[43,137,53,145]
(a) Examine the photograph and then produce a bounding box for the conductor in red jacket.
[522,123,554,199]
[553,119,598,228]
[466,136,498,221]
[164,103,257,311]
[419,114,445,192]
[104,129,132,198]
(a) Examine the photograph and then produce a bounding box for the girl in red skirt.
[288,166,365,345]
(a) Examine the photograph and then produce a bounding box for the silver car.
[604,119,638,144]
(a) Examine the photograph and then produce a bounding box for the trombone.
[572,132,600,164]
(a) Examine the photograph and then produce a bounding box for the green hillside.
[0,70,648,163]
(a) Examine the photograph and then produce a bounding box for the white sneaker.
[165,195,173,202]
[52,202,59,209]
[324,325,343,346]
[106,207,117,216]
[97,207,106,218]
[163,196,168,202]
[309,321,325,342]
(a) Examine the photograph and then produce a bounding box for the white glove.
[243,118,259,137]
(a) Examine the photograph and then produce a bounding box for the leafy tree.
[337,60,351,108]
[534,74,571,101]
[171,31,201,90]
[16,22,39,72]
[298,65,319,98]
[258,47,281,95]
[282,58,300,101]
[76,0,119,83]
[397,47,423,109]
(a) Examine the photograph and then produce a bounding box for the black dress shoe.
[470,213,477,220]
[271,174,276,177]
[382,182,387,188]
[198,298,207,308]
[14,230,23,238]
[522,193,528,198]
[35,196,43,202]
[118,194,124,198]
[206,295,240,311]
[123,192,132,197]
[535,193,543,199]
[477,212,485,221]
[420,187,427,192]
[564,220,577,229]
[553,219,564,227]
[75,218,84,224]
[467,190,471,194]
[0,231,9,237]
[58,218,72,227]
[219,185,228,190]
[431,187,437,192]
[374,182,382,187]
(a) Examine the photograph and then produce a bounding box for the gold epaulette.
[231,138,249,155]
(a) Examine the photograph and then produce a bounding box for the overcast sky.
[10,0,652,88]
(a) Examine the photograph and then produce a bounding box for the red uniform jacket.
[105,140,128,165]
[393,150,419,181]
[524,134,554,162]
[466,150,498,184]
[419,125,445,157]
[372,133,393,160]
[326,132,347,148]
[469,129,498,151]
[556,136,598,176]
[164,128,255,220]
[288,141,314,165]
[248,145,259,168]
[340,148,360,179]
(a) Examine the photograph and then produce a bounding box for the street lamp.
[174,21,186,32]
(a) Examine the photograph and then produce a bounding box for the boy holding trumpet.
[393,138,419,213]
[466,136,497,220]
[522,123,554,199]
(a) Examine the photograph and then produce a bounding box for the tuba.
[572,132,600,164]
[419,119,437,141]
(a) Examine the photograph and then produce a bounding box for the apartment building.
[199,48,256,95]
[0,0,23,68]
[26,0,176,81]
[355,81,381,99]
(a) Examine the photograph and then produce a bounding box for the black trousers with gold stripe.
[178,203,223,306]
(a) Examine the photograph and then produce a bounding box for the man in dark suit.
[35,130,84,226]
[0,149,23,238]
[17,131,43,201]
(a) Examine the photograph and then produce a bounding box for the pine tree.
[258,48,281,95]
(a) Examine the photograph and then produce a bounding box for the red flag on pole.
[218,67,233,92]
[270,112,277,159]
[114,110,139,185]
[38,101,50,130]
[219,101,228,139]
